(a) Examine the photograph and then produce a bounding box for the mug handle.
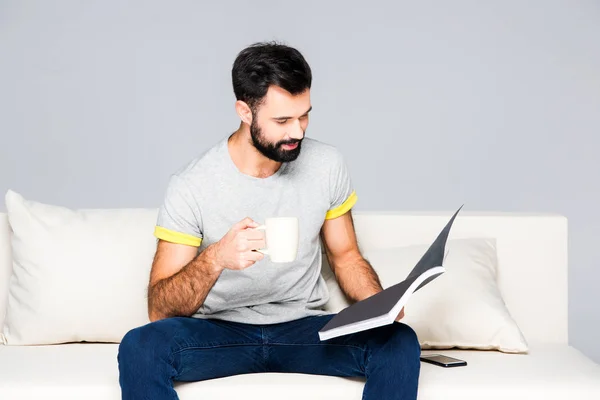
[252,225,268,255]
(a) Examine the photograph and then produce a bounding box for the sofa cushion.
[0,343,598,399]
[2,190,157,345]
[323,238,528,353]
[417,344,600,399]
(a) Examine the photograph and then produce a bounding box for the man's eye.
[276,120,288,125]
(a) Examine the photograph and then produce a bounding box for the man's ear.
[235,100,253,125]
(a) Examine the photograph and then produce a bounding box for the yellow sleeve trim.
[154,226,202,247]
[325,191,358,220]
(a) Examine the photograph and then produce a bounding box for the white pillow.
[322,238,529,353]
[2,190,156,345]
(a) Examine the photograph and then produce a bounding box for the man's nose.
[289,120,304,140]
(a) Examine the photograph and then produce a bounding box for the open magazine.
[318,205,463,341]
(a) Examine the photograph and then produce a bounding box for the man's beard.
[250,119,303,162]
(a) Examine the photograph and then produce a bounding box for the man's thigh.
[265,315,369,377]
[122,316,266,382]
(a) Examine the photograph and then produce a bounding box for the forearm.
[148,244,222,321]
[331,253,383,302]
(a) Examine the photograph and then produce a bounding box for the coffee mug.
[253,217,299,263]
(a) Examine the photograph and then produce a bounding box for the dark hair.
[232,41,312,112]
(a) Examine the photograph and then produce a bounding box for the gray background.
[1,1,599,363]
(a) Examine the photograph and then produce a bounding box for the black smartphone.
[420,354,467,367]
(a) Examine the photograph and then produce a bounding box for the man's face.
[250,86,311,162]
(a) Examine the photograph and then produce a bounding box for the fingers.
[396,307,405,321]
[231,250,264,270]
[242,229,265,241]
[252,238,266,250]
[222,217,267,270]
[233,217,259,231]
[247,250,265,263]
[234,233,265,251]
[236,239,265,251]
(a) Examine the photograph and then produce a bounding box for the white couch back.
[350,211,568,345]
[0,210,568,344]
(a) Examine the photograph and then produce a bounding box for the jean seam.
[365,344,372,376]
[164,323,191,386]
[361,345,373,400]
[172,343,263,355]
[268,342,365,351]
[261,327,269,370]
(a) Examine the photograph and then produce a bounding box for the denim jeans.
[117,314,420,400]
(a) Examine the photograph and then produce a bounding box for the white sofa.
[1,206,600,399]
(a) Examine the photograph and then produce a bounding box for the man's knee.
[118,320,176,373]
[367,322,421,381]
[119,326,143,364]
[390,322,421,360]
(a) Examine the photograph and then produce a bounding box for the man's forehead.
[262,86,311,114]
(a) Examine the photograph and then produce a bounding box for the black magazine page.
[319,273,422,337]
[406,205,463,291]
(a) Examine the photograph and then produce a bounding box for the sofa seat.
[1,342,599,400]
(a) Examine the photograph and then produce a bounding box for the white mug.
[254,217,299,263]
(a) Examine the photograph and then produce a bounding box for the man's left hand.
[395,307,405,322]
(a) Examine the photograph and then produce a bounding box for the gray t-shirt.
[154,136,357,325]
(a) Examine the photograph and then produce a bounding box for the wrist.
[202,243,224,275]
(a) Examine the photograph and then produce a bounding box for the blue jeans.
[117,314,420,399]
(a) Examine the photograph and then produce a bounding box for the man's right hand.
[213,217,266,271]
